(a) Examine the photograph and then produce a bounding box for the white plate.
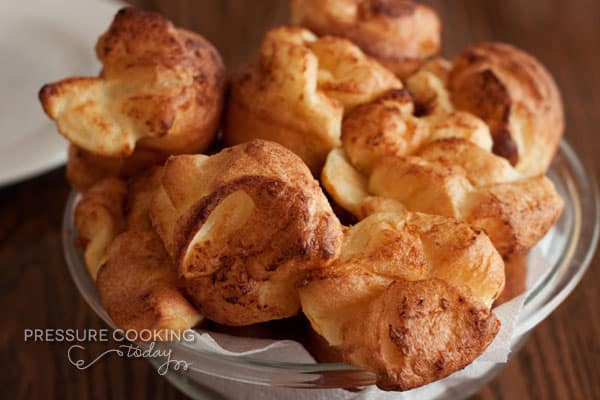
[0,0,125,187]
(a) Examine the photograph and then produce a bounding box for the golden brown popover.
[299,211,503,390]
[97,230,202,340]
[290,0,441,78]
[40,7,225,178]
[448,42,564,176]
[150,140,344,325]
[223,27,401,173]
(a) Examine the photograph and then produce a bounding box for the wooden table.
[3,1,599,399]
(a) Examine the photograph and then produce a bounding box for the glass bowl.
[63,140,599,400]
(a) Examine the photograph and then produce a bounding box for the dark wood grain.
[2,1,599,399]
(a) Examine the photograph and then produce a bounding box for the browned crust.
[342,279,499,391]
[466,176,564,256]
[97,230,202,340]
[448,42,564,176]
[291,0,441,78]
[184,269,302,326]
[341,88,428,174]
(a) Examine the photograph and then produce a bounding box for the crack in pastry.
[290,0,441,78]
[223,27,402,173]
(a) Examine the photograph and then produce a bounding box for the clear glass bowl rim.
[62,140,600,389]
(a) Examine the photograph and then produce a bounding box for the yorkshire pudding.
[299,211,503,390]
[150,140,343,325]
[40,7,225,165]
[290,0,441,78]
[223,27,401,173]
